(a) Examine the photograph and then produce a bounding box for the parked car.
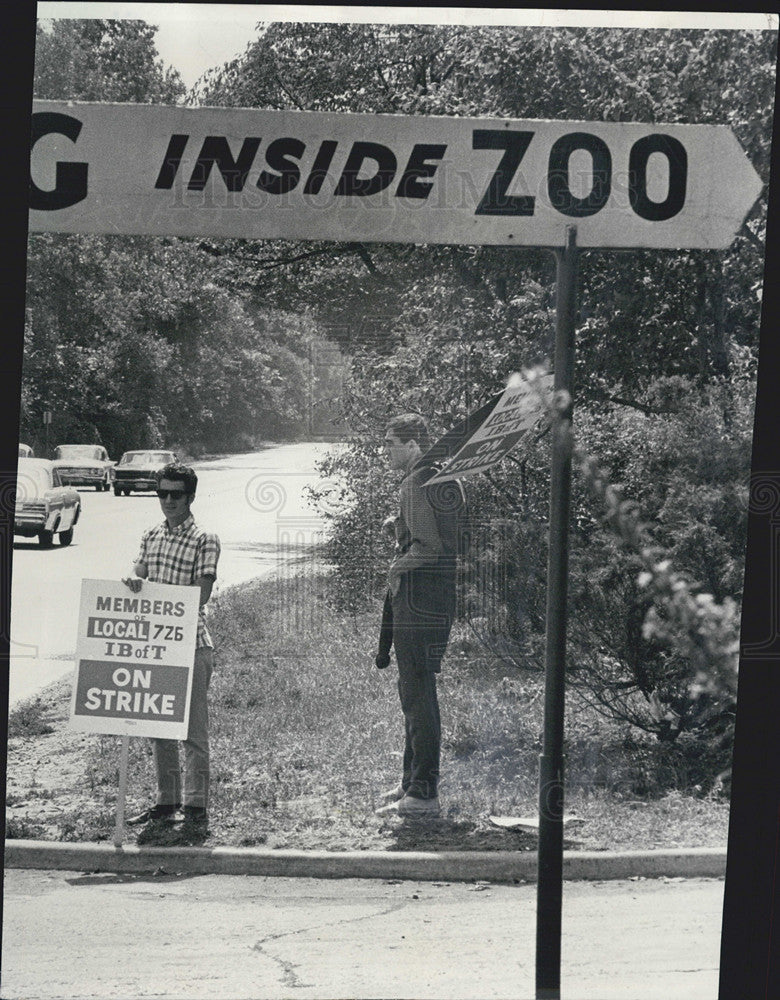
[113,450,177,495]
[52,444,114,491]
[18,444,34,458]
[14,458,81,547]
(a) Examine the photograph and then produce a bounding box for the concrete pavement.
[1,867,724,1000]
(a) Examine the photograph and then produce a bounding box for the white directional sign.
[29,101,763,249]
[427,373,554,484]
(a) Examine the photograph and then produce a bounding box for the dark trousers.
[390,571,455,800]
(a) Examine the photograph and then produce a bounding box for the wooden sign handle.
[113,735,130,848]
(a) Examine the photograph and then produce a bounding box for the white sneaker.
[397,795,440,818]
[378,784,406,806]
[375,799,401,817]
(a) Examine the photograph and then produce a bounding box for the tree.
[34,19,185,103]
[24,20,311,457]
[26,20,771,772]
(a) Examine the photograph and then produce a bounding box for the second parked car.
[113,450,177,495]
[52,444,114,491]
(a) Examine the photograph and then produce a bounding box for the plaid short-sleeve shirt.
[136,514,221,648]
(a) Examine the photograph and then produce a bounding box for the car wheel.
[59,527,74,546]
[38,529,54,548]
[113,485,121,496]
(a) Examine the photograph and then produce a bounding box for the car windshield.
[16,460,53,498]
[120,452,173,466]
[55,445,104,460]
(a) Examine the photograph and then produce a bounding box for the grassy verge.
[6,573,730,851]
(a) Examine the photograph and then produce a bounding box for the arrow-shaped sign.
[29,102,763,249]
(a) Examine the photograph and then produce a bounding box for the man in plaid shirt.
[123,462,220,842]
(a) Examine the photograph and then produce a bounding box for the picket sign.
[69,579,200,844]
[427,371,554,483]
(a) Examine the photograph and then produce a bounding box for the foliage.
[567,376,749,744]
[5,816,48,840]
[195,24,772,382]
[7,698,55,737]
[203,23,768,754]
[22,233,312,455]
[34,18,185,103]
[25,21,315,456]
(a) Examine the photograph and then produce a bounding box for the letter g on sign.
[30,112,88,210]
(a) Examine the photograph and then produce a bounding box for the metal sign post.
[536,226,578,1000]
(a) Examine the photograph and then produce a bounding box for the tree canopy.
[24,19,318,457]
[35,19,186,104]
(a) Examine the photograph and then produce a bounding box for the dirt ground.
[6,672,729,855]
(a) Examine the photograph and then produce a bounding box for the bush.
[8,699,55,738]
[6,816,48,840]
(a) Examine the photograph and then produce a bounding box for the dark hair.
[386,413,432,453]
[156,463,198,497]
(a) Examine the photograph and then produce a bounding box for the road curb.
[4,840,726,882]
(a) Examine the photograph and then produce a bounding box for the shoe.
[375,798,401,816]
[177,806,209,844]
[397,794,441,818]
[136,819,182,846]
[378,784,406,806]
[127,804,180,826]
[375,794,441,818]
[180,806,208,828]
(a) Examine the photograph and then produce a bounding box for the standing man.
[376,414,465,818]
[123,463,221,843]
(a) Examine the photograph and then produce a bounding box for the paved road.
[9,443,334,705]
[1,869,724,1000]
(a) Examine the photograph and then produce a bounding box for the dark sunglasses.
[156,489,186,500]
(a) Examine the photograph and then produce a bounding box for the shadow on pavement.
[65,870,204,886]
